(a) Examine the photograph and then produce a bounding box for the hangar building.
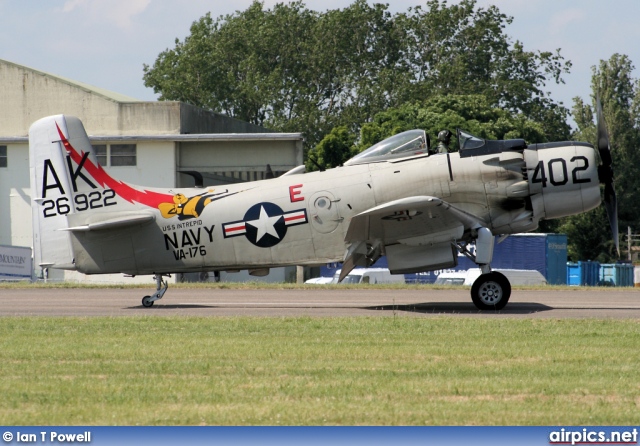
[0,59,304,283]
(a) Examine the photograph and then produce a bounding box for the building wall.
[179,103,269,134]
[103,140,177,187]
[0,143,31,247]
[0,60,274,138]
[180,140,301,169]
[0,59,182,136]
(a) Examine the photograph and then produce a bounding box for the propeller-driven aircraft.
[28,105,617,310]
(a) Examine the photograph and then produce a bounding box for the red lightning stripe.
[56,123,174,208]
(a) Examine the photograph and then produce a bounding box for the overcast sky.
[2,0,639,129]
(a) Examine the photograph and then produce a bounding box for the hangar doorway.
[177,136,304,187]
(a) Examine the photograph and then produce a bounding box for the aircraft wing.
[345,196,485,245]
[340,196,486,281]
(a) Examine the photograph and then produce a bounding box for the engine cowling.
[524,142,601,221]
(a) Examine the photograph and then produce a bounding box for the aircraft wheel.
[142,296,154,308]
[470,272,511,311]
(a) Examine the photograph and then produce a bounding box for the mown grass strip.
[1,317,639,425]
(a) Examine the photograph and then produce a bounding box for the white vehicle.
[331,268,405,284]
[435,269,547,286]
[304,276,334,284]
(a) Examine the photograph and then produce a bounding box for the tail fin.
[29,115,85,271]
[29,115,175,273]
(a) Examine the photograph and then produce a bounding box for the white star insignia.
[246,205,282,242]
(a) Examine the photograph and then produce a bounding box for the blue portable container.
[566,261,600,286]
[566,263,580,286]
[545,234,568,285]
[599,263,634,287]
[620,263,634,286]
[582,261,600,286]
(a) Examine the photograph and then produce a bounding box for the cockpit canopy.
[458,130,485,150]
[344,130,428,166]
[456,129,527,158]
[343,128,528,165]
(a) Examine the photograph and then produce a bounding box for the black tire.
[141,296,154,308]
[470,272,511,311]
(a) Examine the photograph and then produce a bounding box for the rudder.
[30,115,84,271]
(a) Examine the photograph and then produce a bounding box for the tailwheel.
[141,274,170,308]
[471,271,511,311]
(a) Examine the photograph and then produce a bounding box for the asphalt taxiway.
[1,287,639,318]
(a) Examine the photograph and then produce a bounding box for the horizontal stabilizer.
[62,212,155,232]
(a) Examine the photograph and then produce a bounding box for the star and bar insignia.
[222,202,308,248]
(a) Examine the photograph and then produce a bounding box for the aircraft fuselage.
[56,145,598,276]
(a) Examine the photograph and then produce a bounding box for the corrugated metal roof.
[89,133,304,142]
[0,133,303,144]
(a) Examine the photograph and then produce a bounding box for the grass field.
[1,316,639,425]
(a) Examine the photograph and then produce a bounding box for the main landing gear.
[457,227,512,311]
[141,274,170,308]
[470,271,511,311]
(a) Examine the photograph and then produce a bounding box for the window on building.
[91,144,136,167]
[92,145,107,166]
[110,144,136,166]
[0,146,6,167]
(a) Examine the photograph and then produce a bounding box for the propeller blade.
[179,170,204,188]
[603,182,620,256]
[596,94,620,257]
[596,95,611,156]
[265,164,275,179]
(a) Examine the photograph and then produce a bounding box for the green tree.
[143,0,571,148]
[307,94,549,171]
[355,94,547,153]
[306,126,356,171]
[143,0,402,146]
[393,3,570,114]
[373,0,571,141]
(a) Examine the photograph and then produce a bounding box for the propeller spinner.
[596,96,620,256]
